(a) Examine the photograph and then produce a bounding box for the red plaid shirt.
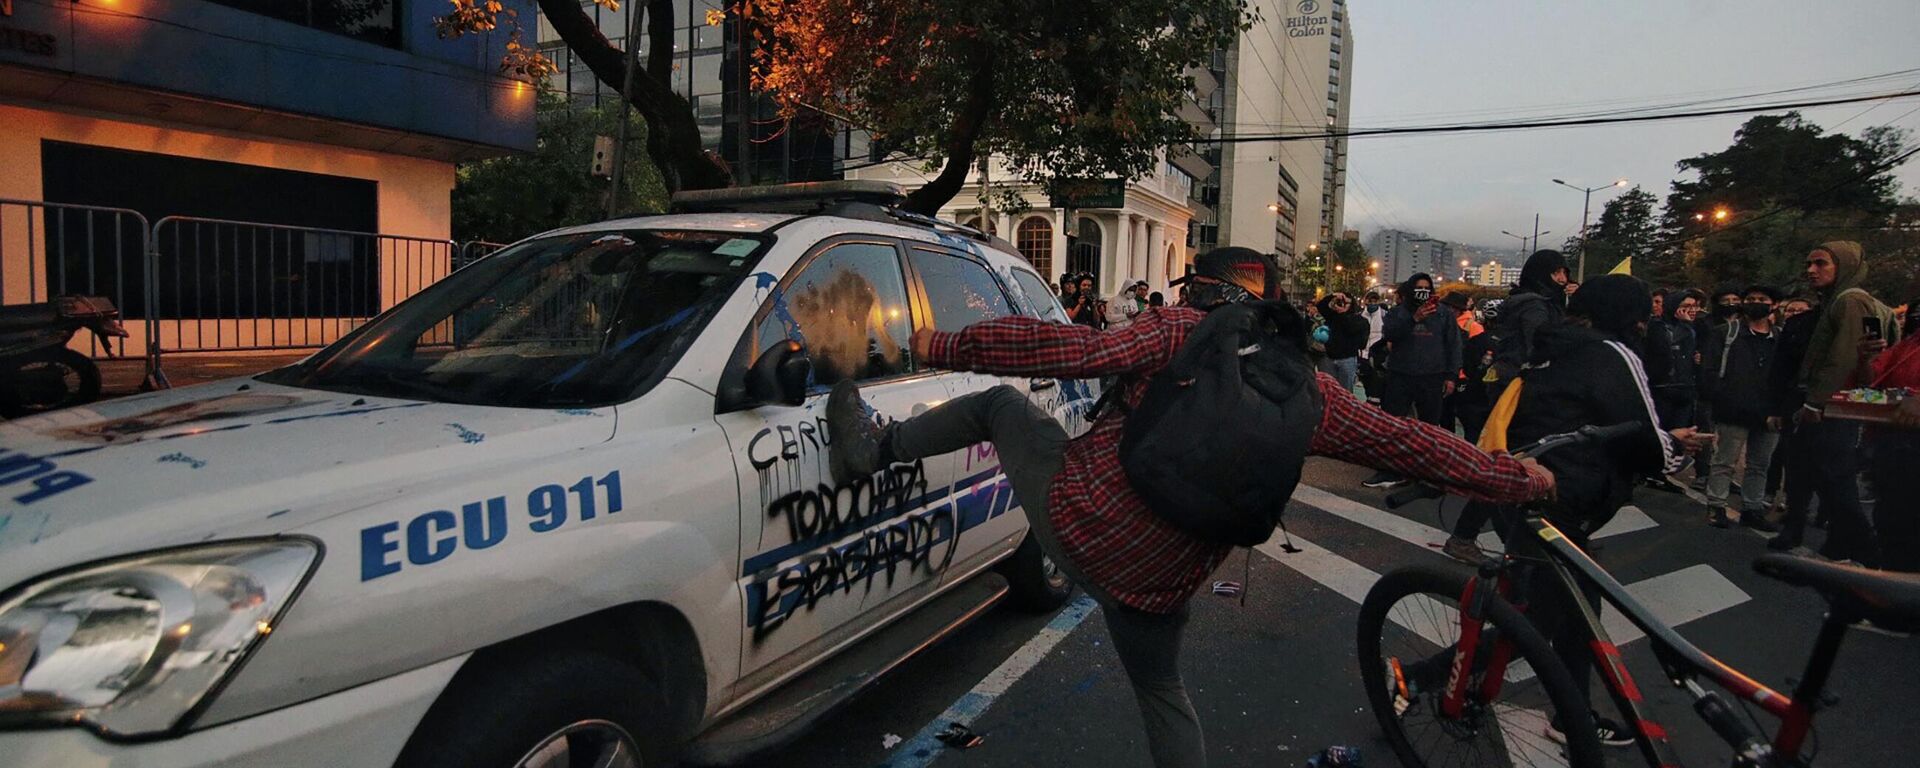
[929,306,1550,613]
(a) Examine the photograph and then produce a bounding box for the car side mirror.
[748,340,812,407]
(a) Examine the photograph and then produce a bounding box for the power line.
[1204,89,1920,144]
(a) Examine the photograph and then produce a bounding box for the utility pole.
[606,3,644,220]
[1553,178,1627,281]
[1530,213,1541,255]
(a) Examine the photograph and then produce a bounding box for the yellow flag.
[1608,257,1632,276]
[1477,380,1525,453]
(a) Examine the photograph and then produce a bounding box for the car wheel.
[998,533,1074,612]
[395,649,675,768]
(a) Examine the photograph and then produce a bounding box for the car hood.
[0,381,616,588]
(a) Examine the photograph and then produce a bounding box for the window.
[908,248,1013,331]
[205,1,401,48]
[755,242,912,387]
[1015,217,1054,277]
[960,217,998,236]
[1071,218,1104,283]
[262,230,764,407]
[1009,269,1070,324]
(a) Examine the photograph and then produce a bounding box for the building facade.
[1367,228,1453,285]
[1212,0,1352,289]
[1470,260,1514,287]
[1,0,534,356]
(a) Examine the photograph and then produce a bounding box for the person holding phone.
[1773,242,1900,562]
[1363,273,1463,488]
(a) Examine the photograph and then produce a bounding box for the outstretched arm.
[923,310,1186,379]
[1309,374,1553,502]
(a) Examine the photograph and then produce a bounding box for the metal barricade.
[0,198,151,362]
[147,217,458,358]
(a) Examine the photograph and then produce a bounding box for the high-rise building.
[1366,229,1465,285]
[1212,0,1352,294]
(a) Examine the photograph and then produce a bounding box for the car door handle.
[1029,378,1057,391]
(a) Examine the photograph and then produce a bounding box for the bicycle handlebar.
[1380,422,1648,510]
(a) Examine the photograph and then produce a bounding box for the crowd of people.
[1318,243,1917,570]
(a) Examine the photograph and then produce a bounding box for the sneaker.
[1767,533,1803,552]
[1441,536,1485,564]
[1739,511,1782,533]
[1545,712,1636,748]
[1363,472,1407,489]
[826,380,886,487]
[1707,509,1732,529]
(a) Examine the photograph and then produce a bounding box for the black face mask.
[1183,281,1254,309]
[1741,303,1772,320]
[1714,302,1740,319]
[1411,287,1432,302]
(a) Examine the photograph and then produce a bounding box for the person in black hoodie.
[1649,288,1703,429]
[1363,273,1462,488]
[1442,251,1574,560]
[1488,250,1571,383]
[1699,285,1785,530]
[1420,275,1708,748]
[1317,292,1371,393]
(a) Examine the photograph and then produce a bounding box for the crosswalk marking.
[1270,487,1752,652]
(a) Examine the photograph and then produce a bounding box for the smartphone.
[1862,316,1884,341]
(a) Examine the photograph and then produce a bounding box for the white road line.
[1293,486,1657,558]
[884,595,1098,768]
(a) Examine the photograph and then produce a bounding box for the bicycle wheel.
[1357,563,1604,768]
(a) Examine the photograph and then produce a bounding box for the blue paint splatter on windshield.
[446,424,484,444]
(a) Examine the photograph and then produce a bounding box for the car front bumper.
[0,655,467,768]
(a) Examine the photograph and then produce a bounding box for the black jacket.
[1768,309,1821,417]
[1510,324,1683,529]
[1700,321,1779,428]
[1489,290,1562,380]
[1319,303,1371,360]
[1381,303,1463,376]
[1646,318,1697,391]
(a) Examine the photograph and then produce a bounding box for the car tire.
[395,649,676,768]
[998,533,1074,612]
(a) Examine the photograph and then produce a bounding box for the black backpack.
[1117,301,1324,547]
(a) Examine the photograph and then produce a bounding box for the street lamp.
[1552,178,1628,281]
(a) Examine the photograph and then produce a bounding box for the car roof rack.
[669,181,1011,249]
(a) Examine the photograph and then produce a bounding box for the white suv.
[0,183,1098,767]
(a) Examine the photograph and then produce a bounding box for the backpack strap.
[1716,321,1739,381]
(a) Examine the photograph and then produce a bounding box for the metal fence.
[0,198,151,361]
[1,199,485,388]
[146,217,459,356]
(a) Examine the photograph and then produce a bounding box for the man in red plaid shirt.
[828,248,1554,768]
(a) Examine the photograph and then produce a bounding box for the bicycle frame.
[1439,514,1849,768]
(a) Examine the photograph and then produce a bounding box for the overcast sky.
[1340,0,1920,252]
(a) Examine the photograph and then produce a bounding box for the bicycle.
[1355,423,1920,767]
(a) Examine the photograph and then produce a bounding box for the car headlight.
[0,539,318,737]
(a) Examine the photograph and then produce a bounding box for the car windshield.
[262,229,765,407]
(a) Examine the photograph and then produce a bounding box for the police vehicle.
[0,181,1098,768]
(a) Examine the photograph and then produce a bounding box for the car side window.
[755,241,913,388]
[908,248,1013,330]
[1009,268,1071,324]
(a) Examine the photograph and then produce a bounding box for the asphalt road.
[755,457,1918,768]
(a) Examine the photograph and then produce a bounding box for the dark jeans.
[1382,372,1448,427]
[1781,419,1879,564]
[1872,431,1920,572]
[1766,423,1793,502]
[887,385,1206,767]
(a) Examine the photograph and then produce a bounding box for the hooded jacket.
[1700,319,1778,428]
[1316,295,1371,360]
[1648,294,1698,391]
[1381,275,1463,376]
[1489,251,1568,379]
[1800,241,1902,406]
[1510,317,1685,529]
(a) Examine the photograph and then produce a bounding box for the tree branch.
[536,0,730,192]
[901,53,996,215]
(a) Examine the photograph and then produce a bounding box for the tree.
[1569,185,1659,278]
[452,93,668,243]
[436,0,731,194]
[743,0,1249,213]
[1325,236,1369,294]
[1645,112,1911,288]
